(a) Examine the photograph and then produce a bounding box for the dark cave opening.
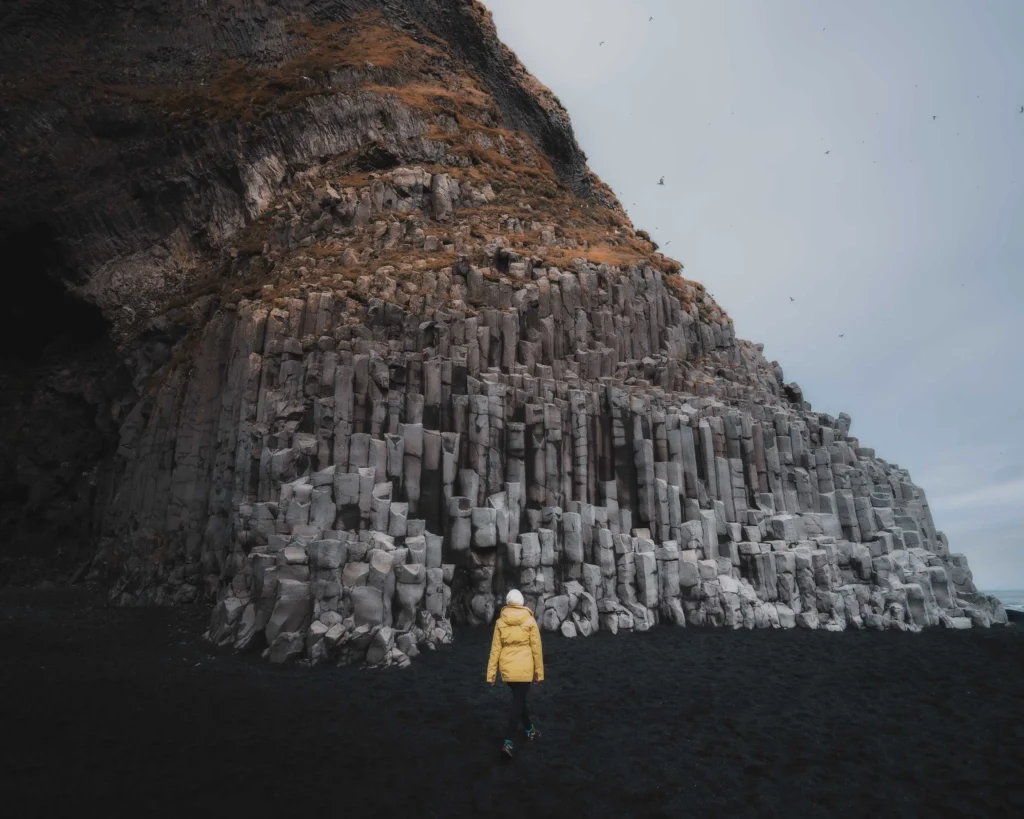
[0,224,110,365]
[0,222,127,585]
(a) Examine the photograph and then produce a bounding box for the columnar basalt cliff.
[0,1,1005,665]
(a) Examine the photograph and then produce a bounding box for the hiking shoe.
[525,726,541,741]
[501,740,514,759]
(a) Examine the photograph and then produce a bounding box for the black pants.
[505,682,532,741]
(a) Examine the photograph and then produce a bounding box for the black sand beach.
[2,588,1022,818]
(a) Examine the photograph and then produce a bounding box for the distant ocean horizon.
[984,590,1024,613]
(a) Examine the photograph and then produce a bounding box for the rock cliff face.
[0,0,1005,664]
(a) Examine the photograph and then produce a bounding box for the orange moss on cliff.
[286,14,444,70]
[100,5,695,315]
[153,12,445,124]
[363,80,497,118]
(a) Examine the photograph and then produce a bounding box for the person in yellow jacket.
[486,589,544,759]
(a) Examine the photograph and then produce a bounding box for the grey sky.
[482,0,1024,590]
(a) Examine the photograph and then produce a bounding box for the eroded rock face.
[116,195,1005,665]
[0,2,1005,666]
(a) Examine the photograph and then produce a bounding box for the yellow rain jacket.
[486,605,545,683]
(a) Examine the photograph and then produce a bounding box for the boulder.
[342,562,370,587]
[769,515,804,543]
[308,539,346,570]
[350,586,385,628]
[208,596,247,645]
[366,626,395,666]
[796,609,819,629]
[265,580,312,644]
[634,551,659,608]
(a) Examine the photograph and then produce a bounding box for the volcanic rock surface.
[0,0,1006,666]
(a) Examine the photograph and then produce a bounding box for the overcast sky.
[482,0,1024,591]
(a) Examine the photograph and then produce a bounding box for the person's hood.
[500,605,532,625]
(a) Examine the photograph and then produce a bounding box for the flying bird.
[649,16,653,21]
[838,334,844,338]
[658,177,665,185]
[825,150,830,154]
[789,297,795,302]
[933,115,937,120]
[664,241,672,247]
[1020,106,1023,113]
[599,41,605,46]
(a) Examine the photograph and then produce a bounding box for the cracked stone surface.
[0,1,1005,667]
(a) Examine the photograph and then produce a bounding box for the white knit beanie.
[506,589,524,606]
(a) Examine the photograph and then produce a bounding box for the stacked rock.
[99,166,1006,669]
[9,0,1006,672]
[206,474,454,666]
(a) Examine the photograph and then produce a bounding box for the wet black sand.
[1,588,1022,818]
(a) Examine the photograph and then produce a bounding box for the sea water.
[985,590,1024,613]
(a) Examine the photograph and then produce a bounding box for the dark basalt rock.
[0,2,1005,666]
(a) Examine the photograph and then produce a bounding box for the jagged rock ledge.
[100,162,1005,668]
[0,3,1006,669]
